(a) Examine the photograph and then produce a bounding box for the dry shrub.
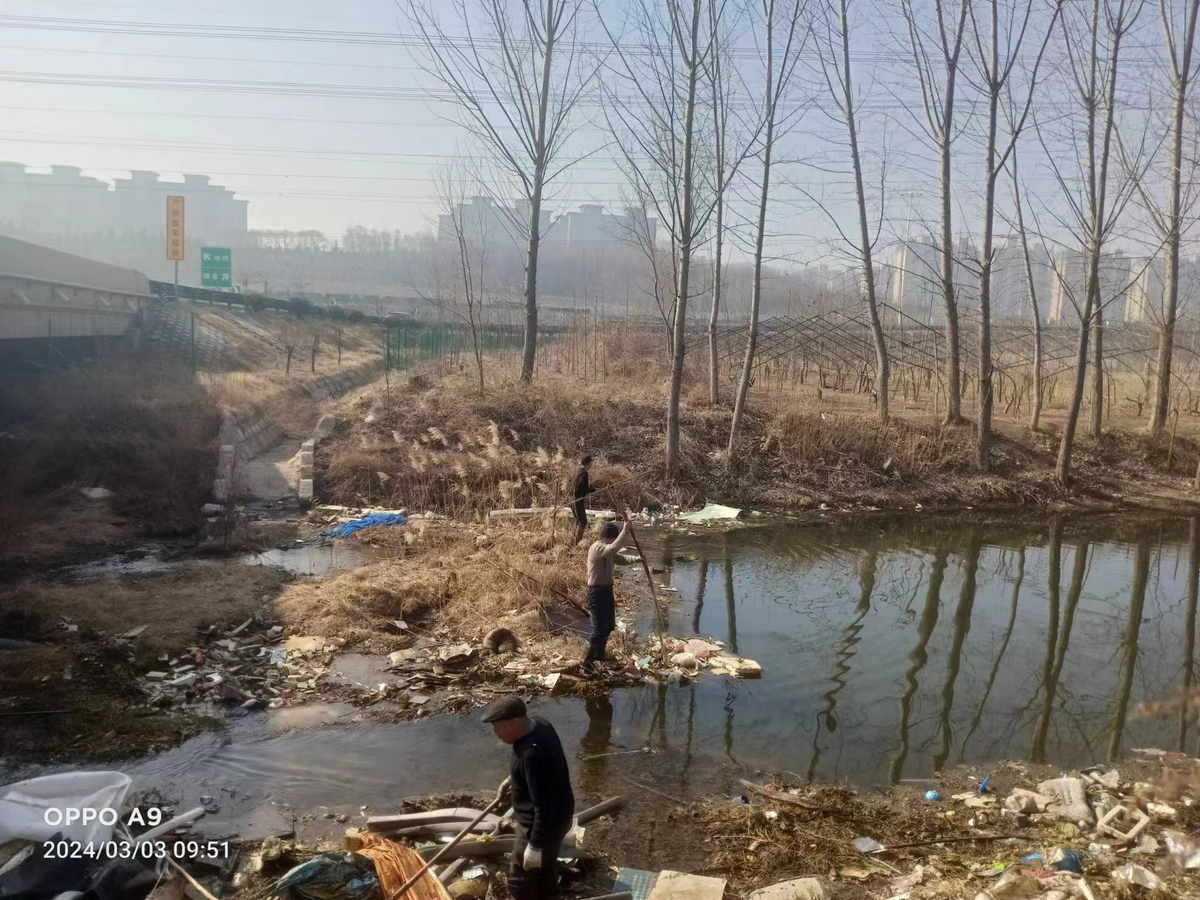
[0,364,221,535]
[764,410,978,478]
[272,526,590,647]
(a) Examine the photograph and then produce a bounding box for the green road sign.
[200,247,232,288]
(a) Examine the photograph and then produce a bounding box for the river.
[12,513,1198,849]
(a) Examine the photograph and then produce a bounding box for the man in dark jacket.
[482,696,575,900]
[571,456,596,545]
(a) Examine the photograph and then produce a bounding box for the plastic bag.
[0,773,132,845]
[271,853,378,900]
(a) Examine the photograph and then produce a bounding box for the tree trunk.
[666,0,701,479]
[709,45,726,407]
[1056,296,1093,481]
[977,19,999,470]
[1091,310,1104,437]
[1150,2,1198,434]
[1056,0,1125,482]
[519,0,558,385]
[1012,155,1044,429]
[729,2,776,454]
[840,0,889,419]
[941,128,961,424]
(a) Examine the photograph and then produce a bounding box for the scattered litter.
[1096,804,1150,843]
[1111,864,1165,890]
[1047,848,1081,873]
[707,656,762,678]
[325,512,407,537]
[852,837,885,854]
[924,791,941,802]
[270,852,378,900]
[1037,777,1094,825]
[679,503,744,524]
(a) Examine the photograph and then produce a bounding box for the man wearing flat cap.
[482,696,575,900]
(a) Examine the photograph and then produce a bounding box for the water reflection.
[41,513,1200,806]
[637,513,1193,782]
[1109,536,1151,761]
[889,547,945,784]
[1181,518,1198,753]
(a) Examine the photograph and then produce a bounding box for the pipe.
[133,807,206,844]
[576,796,627,825]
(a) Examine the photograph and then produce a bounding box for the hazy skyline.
[1,0,1194,274]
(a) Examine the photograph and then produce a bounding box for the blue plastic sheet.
[271,852,378,900]
[326,513,407,537]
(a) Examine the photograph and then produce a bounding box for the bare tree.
[900,0,972,424]
[1129,0,1200,435]
[425,168,491,394]
[1010,150,1046,428]
[709,5,735,405]
[729,0,812,452]
[1038,0,1145,481]
[278,321,302,376]
[402,0,590,384]
[619,180,679,357]
[599,0,726,476]
[809,0,891,418]
[968,0,1062,470]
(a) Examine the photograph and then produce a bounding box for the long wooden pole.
[388,796,503,900]
[626,522,668,656]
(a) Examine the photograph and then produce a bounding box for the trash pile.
[704,755,1200,899]
[635,637,762,683]
[135,614,345,711]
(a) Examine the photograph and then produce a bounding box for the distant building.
[990,236,1052,321]
[543,204,656,247]
[437,196,527,247]
[1049,249,1132,324]
[0,162,247,242]
[890,237,942,325]
[1125,255,1200,324]
[110,171,247,240]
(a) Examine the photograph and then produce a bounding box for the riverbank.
[16,750,1193,900]
[316,375,1200,519]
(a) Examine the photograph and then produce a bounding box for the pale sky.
[0,0,635,237]
[0,0,1183,269]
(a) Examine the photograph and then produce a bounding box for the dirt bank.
[0,562,291,765]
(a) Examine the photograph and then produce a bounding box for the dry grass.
[316,371,1116,516]
[273,524,600,648]
[0,363,222,543]
[0,564,291,655]
[703,786,959,892]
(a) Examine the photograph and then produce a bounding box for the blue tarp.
[325,512,407,537]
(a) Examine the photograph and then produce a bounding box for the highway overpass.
[0,236,154,342]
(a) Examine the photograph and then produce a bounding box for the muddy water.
[21,514,1200,841]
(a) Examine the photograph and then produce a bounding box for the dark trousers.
[571,500,587,543]
[509,825,565,900]
[585,585,616,664]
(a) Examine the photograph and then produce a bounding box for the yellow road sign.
[166,196,186,260]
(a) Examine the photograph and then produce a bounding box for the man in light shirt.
[583,516,630,670]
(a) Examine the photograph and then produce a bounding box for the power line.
[3,12,1164,67]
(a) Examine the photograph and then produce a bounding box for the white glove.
[522,844,543,870]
